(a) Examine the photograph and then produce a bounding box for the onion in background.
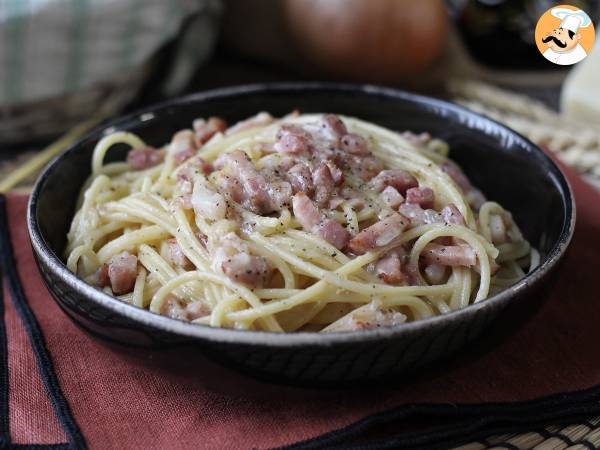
[222,0,449,83]
[284,0,449,83]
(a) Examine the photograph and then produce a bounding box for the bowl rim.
[27,82,576,347]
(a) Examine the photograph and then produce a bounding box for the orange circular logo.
[535,4,595,66]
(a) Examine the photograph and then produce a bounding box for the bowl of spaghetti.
[28,83,574,383]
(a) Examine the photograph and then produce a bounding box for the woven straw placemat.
[1,81,599,449]
[449,79,600,191]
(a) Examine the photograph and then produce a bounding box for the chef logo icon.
[535,5,595,66]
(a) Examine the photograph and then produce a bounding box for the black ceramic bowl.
[28,83,575,384]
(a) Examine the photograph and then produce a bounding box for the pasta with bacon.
[65,112,537,332]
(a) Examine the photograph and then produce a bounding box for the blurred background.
[1,0,599,189]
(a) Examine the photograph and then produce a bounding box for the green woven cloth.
[0,0,221,107]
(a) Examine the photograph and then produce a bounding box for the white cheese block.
[560,30,600,126]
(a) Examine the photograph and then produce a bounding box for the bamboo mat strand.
[449,79,600,191]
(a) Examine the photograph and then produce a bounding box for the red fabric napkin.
[2,160,600,450]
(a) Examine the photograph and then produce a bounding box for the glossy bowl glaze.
[28,83,575,384]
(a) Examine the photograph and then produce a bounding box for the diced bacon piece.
[441,204,465,226]
[341,186,363,200]
[93,263,110,288]
[375,251,405,284]
[267,180,293,211]
[486,257,501,275]
[393,246,408,263]
[333,152,383,182]
[323,303,406,332]
[212,233,273,288]
[216,150,274,213]
[173,147,195,165]
[406,187,435,209]
[441,161,471,191]
[287,163,314,196]
[107,251,138,295]
[292,193,349,250]
[167,238,194,270]
[293,192,322,230]
[312,163,335,207]
[222,150,258,178]
[399,203,443,227]
[328,196,345,209]
[381,186,404,209]
[341,133,369,155]
[348,213,409,255]
[170,137,195,165]
[424,264,446,284]
[349,311,407,330]
[185,301,211,320]
[193,116,227,145]
[161,296,210,321]
[260,154,296,174]
[317,219,350,250]
[127,147,164,170]
[370,169,418,194]
[226,112,273,135]
[330,147,377,182]
[170,129,196,157]
[318,114,347,142]
[174,193,193,210]
[421,243,477,267]
[274,124,311,154]
[404,262,421,286]
[213,172,244,204]
[258,154,287,173]
[176,157,213,183]
[442,161,487,210]
[189,156,213,176]
[161,295,188,320]
[365,309,406,328]
[173,178,195,209]
[434,236,454,246]
[325,161,344,185]
[401,131,432,146]
[398,203,422,224]
[177,177,193,195]
[472,254,501,275]
[219,232,249,254]
[366,159,385,180]
[213,153,228,170]
[169,130,198,166]
[192,180,227,220]
[489,214,508,245]
[221,252,272,288]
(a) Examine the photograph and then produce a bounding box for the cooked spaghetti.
[65,112,538,332]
